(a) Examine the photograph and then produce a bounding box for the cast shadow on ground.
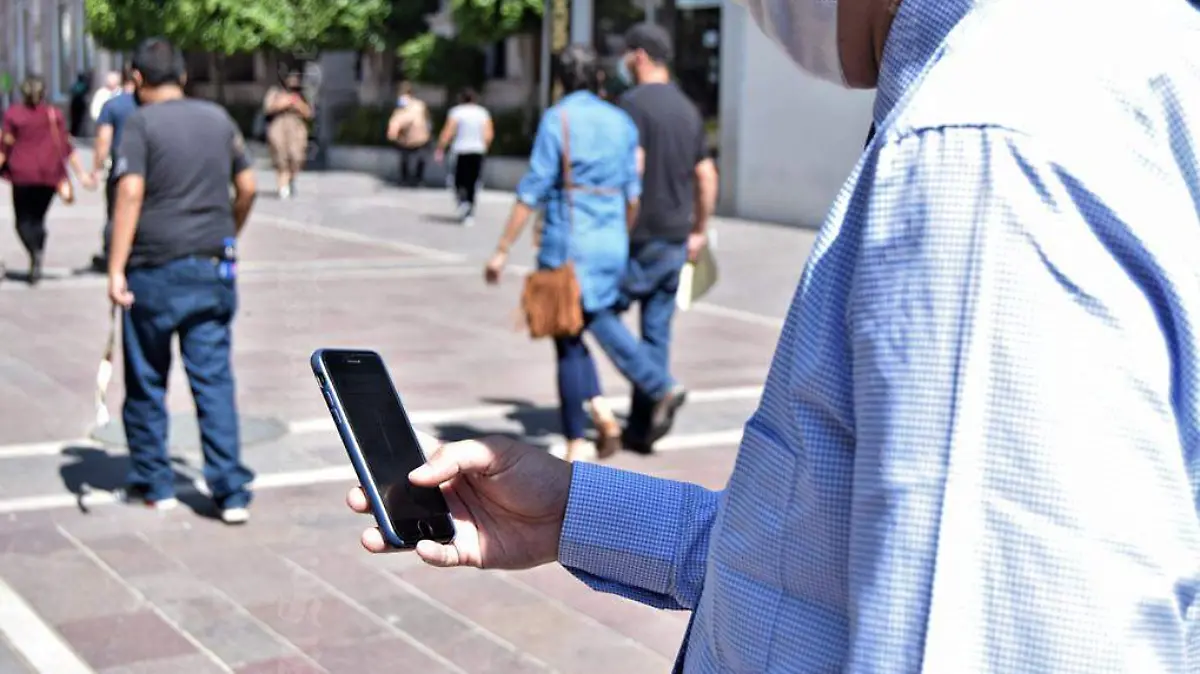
[57,446,221,520]
[431,397,627,450]
[420,213,467,226]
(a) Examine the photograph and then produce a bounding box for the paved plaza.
[0,160,817,673]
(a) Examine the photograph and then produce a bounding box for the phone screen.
[324,354,451,538]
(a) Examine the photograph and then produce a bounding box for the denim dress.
[515,91,641,313]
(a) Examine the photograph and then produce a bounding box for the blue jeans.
[554,306,676,440]
[122,257,253,507]
[617,240,689,440]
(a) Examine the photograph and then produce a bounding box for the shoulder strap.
[560,110,573,234]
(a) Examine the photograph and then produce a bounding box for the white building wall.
[717,0,873,228]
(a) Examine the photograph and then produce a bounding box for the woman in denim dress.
[485,45,681,461]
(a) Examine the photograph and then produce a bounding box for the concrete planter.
[250,142,530,191]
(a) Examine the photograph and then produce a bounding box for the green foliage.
[450,0,542,46]
[398,34,486,93]
[333,103,534,157]
[85,0,389,53]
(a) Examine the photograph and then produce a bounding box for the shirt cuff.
[558,462,699,600]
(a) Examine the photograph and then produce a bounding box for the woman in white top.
[434,89,493,225]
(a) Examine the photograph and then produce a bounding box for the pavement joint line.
[0,572,95,674]
[54,526,237,673]
[494,571,673,666]
[0,386,761,459]
[275,556,471,674]
[256,214,465,263]
[366,565,555,672]
[0,429,742,515]
[133,534,332,674]
[0,262,487,293]
[690,301,785,329]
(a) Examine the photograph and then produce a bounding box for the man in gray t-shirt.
[107,38,258,524]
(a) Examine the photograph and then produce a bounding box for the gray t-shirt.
[114,98,250,269]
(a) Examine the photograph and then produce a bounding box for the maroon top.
[0,103,72,187]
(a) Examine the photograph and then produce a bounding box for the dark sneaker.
[620,428,653,455]
[647,385,688,446]
[115,485,178,511]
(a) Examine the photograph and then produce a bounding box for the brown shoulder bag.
[520,112,584,339]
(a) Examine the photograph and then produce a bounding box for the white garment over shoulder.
[448,103,491,155]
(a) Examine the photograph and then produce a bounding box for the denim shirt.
[516,91,641,312]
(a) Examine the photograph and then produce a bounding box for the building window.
[224,53,256,83]
[184,52,211,82]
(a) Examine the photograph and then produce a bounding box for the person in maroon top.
[0,76,95,284]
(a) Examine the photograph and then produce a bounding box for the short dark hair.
[556,44,597,94]
[121,65,136,85]
[624,23,673,63]
[131,38,185,87]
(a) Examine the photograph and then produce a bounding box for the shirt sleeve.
[227,114,250,175]
[845,126,1197,665]
[515,110,562,207]
[113,112,148,179]
[96,99,114,128]
[558,462,721,610]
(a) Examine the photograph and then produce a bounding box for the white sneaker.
[456,202,471,221]
[220,507,250,525]
[279,184,291,199]
[462,216,475,228]
[151,497,179,511]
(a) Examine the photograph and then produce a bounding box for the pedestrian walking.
[89,67,138,271]
[434,89,492,226]
[0,76,96,285]
[386,82,432,187]
[68,73,90,137]
[89,71,122,127]
[108,38,257,524]
[347,0,1200,671]
[615,23,719,454]
[484,45,687,461]
[263,70,312,199]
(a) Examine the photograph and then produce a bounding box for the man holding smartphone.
[108,38,258,524]
[346,0,1200,670]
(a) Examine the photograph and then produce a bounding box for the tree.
[397,0,542,94]
[450,0,542,46]
[86,0,388,101]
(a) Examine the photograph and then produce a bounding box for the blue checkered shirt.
[558,0,1200,671]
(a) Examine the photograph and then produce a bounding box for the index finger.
[409,437,508,488]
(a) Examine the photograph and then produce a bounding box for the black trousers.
[102,177,118,256]
[12,185,56,257]
[398,144,429,186]
[453,153,484,209]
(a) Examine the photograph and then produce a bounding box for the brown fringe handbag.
[520,111,584,339]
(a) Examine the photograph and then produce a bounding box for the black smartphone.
[311,349,455,549]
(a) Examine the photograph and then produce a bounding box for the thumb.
[409,438,502,488]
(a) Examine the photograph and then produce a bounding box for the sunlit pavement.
[0,160,816,673]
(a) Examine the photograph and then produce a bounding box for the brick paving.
[0,160,815,673]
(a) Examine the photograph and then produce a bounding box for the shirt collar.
[873,0,975,124]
